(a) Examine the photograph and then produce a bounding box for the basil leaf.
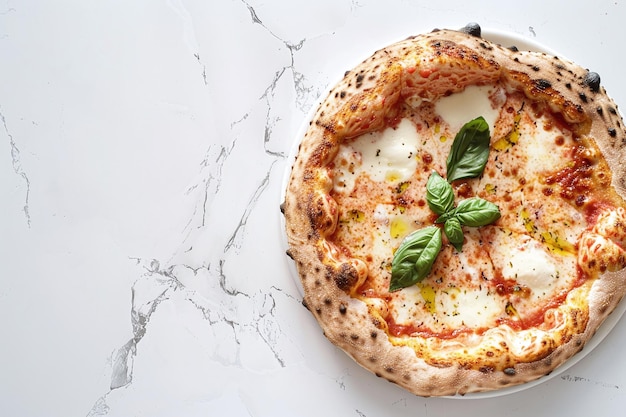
[390,226,442,291]
[426,171,455,215]
[446,116,491,183]
[444,217,464,251]
[455,197,501,227]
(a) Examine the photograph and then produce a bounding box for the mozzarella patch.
[435,85,502,132]
[391,283,504,330]
[502,241,559,299]
[333,118,419,193]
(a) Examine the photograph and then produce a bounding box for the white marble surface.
[2,1,626,416]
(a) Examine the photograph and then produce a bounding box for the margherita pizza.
[281,24,626,396]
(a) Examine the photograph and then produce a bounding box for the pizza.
[281,23,626,396]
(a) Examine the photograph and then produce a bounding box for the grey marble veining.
[2,1,626,416]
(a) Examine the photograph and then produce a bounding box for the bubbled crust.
[282,27,626,396]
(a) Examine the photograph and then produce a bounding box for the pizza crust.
[282,25,626,396]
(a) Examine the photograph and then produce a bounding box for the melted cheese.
[502,241,559,299]
[333,118,419,194]
[391,284,504,329]
[521,116,572,173]
[435,85,502,132]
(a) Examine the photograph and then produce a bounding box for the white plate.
[279,27,626,399]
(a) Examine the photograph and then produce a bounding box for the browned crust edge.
[282,27,626,397]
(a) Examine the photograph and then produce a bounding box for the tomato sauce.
[387,315,487,339]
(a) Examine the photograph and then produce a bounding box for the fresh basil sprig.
[390,226,442,291]
[389,117,501,292]
[446,116,491,183]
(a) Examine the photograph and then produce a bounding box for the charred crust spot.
[460,22,481,37]
[369,356,377,363]
[334,262,359,290]
[535,79,552,91]
[340,91,346,99]
[285,249,294,260]
[385,366,395,374]
[508,45,519,52]
[578,92,588,103]
[479,366,494,374]
[339,303,347,314]
[503,367,516,376]
[302,299,309,310]
[609,106,618,115]
[609,127,617,137]
[597,106,604,116]
[280,202,285,214]
[324,267,332,281]
[324,298,332,306]
[313,119,336,134]
[584,71,601,92]
[370,331,377,338]
[350,334,359,341]
[356,74,365,88]
[565,82,572,90]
